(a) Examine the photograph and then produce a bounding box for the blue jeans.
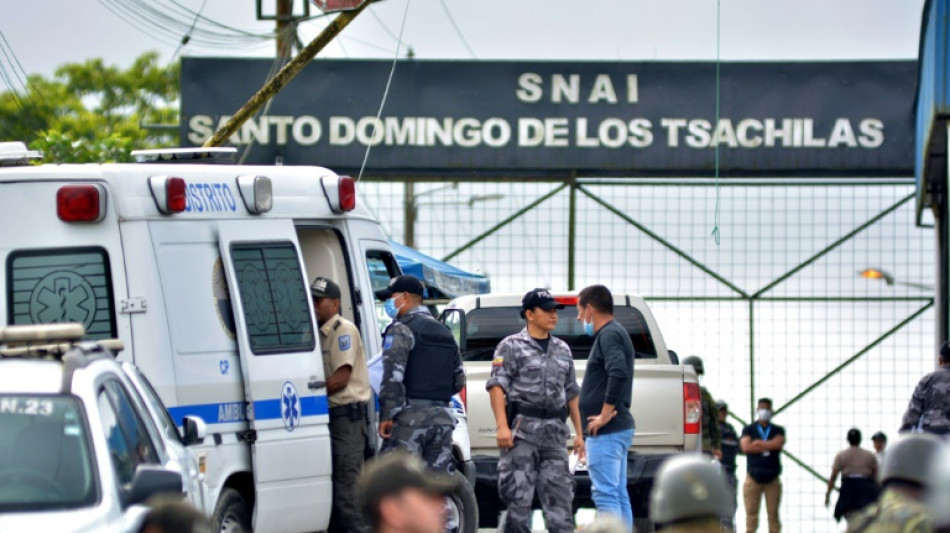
[586,428,634,527]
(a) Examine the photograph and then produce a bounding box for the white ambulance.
[0,143,475,532]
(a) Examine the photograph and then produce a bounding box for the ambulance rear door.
[217,219,331,533]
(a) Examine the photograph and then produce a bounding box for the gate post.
[568,177,577,291]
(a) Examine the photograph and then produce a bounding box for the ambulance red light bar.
[339,176,356,211]
[57,185,106,223]
[320,175,357,213]
[148,176,187,214]
[554,296,578,306]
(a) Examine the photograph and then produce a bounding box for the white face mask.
[757,409,772,423]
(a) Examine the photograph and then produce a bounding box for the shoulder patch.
[383,335,394,350]
[339,334,352,351]
[492,355,504,367]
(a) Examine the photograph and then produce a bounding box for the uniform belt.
[329,402,368,420]
[509,402,568,420]
[406,398,450,408]
[925,427,950,435]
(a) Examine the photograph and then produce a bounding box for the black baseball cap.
[310,277,341,299]
[716,400,728,411]
[358,452,459,519]
[374,275,425,300]
[872,431,887,442]
[520,288,564,317]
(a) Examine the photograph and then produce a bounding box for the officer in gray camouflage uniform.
[376,275,465,474]
[487,289,585,533]
[900,340,950,437]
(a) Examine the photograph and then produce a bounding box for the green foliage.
[0,51,179,163]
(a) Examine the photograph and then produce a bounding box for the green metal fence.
[359,177,935,531]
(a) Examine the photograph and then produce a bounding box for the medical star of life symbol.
[281,381,301,432]
[29,272,96,330]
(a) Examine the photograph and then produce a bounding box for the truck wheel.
[447,470,478,533]
[213,488,252,533]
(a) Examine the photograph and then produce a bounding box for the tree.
[0,52,178,163]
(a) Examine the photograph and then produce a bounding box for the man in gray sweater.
[577,284,635,528]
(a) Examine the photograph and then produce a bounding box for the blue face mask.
[583,320,595,337]
[384,297,399,319]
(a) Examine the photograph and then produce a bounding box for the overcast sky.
[1,0,926,78]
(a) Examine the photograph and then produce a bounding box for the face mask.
[384,297,399,319]
[583,320,595,337]
[757,409,772,423]
[581,306,595,337]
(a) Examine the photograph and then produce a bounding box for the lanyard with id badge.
[758,424,772,457]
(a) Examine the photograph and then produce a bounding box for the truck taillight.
[459,386,467,410]
[684,382,701,434]
[57,185,106,222]
[554,296,578,306]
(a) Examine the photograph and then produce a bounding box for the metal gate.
[360,177,935,531]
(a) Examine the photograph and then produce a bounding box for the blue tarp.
[389,240,490,299]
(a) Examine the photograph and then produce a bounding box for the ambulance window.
[230,242,315,354]
[6,247,117,340]
[366,250,400,293]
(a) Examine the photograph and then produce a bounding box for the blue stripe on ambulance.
[168,395,328,425]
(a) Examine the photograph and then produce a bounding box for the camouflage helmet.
[683,355,704,376]
[880,433,945,486]
[650,455,730,525]
[927,442,950,527]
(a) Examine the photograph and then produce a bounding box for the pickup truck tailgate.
[465,359,691,453]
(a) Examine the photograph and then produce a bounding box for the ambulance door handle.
[308,378,326,391]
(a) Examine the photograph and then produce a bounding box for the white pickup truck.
[440,293,701,530]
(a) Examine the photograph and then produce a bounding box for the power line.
[439,0,476,59]
[369,7,400,43]
[168,0,208,64]
[358,0,411,183]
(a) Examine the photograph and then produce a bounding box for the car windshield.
[460,306,657,362]
[0,395,97,511]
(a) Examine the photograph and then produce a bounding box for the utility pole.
[275,0,295,59]
[205,1,371,147]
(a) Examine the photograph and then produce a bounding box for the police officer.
[900,341,950,437]
[683,356,721,459]
[845,433,944,532]
[718,400,740,531]
[486,289,585,533]
[312,276,371,533]
[650,455,733,532]
[376,275,464,474]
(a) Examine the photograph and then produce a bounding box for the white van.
[0,144,475,532]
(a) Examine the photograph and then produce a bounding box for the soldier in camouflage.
[683,356,722,458]
[376,275,465,474]
[486,289,585,533]
[846,434,944,533]
[900,341,950,437]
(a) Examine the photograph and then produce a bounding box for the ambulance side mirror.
[182,416,207,446]
[439,309,466,352]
